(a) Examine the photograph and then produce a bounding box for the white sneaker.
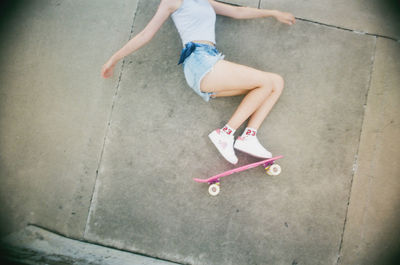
[208,129,238,165]
[234,135,272,159]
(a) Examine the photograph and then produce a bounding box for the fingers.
[101,68,111,78]
[284,20,293,26]
[290,15,296,25]
[101,64,114,78]
[278,12,296,26]
[104,70,112,78]
[101,68,108,78]
[285,13,296,25]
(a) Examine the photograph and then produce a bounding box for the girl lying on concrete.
[101,0,295,164]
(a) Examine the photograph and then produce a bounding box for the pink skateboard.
[194,155,283,196]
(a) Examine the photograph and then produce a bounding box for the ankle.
[241,127,258,138]
[221,124,236,136]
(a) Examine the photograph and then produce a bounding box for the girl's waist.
[190,40,215,46]
[178,41,219,65]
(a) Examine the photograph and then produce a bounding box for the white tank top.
[171,0,216,46]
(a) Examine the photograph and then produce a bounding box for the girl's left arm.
[208,0,295,25]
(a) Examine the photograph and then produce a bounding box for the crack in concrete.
[335,36,378,265]
[296,17,399,42]
[357,39,388,259]
[228,1,399,41]
[83,1,140,239]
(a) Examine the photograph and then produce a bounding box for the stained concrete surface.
[0,0,139,238]
[1,225,178,265]
[339,38,400,265]
[0,0,399,265]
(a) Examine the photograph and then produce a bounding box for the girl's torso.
[171,0,217,46]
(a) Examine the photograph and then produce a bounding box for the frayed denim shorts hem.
[181,43,224,102]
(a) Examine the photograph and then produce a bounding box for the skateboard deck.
[194,155,283,196]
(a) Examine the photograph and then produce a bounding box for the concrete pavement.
[1,225,178,265]
[0,0,399,264]
[339,37,400,265]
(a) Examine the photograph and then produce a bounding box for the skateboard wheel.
[266,164,281,176]
[208,183,220,196]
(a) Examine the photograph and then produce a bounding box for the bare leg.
[201,60,284,130]
[247,76,284,129]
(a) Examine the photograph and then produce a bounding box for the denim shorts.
[181,43,225,102]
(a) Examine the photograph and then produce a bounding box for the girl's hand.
[101,58,117,78]
[274,11,296,26]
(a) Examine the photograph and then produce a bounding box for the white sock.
[242,127,257,138]
[221,124,236,136]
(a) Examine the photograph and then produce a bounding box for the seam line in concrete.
[21,224,182,265]
[221,2,398,41]
[83,1,140,239]
[335,36,378,265]
[358,39,388,251]
[296,17,399,42]
[218,0,240,7]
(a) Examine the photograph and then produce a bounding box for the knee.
[270,73,284,94]
[259,73,284,95]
